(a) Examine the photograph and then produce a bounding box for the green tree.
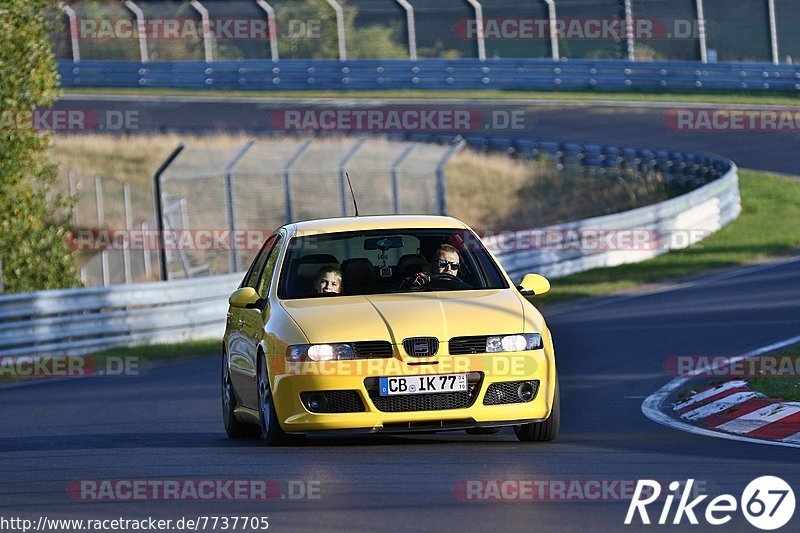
[0,0,78,293]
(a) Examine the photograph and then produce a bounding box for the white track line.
[642,333,800,449]
[783,432,800,444]
[681,392,763,421]
[674,380,748,411]
[717,403,800,434]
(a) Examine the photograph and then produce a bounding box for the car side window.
[243,235,276,289]
[255,235,283,296]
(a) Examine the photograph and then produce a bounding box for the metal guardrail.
[490,163,740,280]
[0,274,240,357]
[58,59,800,92]
[0,138,739,357]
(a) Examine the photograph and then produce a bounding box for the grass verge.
[64,87,800,106]
[538,170,800,303]
[747,344,800,402]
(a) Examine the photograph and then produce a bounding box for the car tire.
[222,349,259,438]
[257,353,305,446]
[514,377,560,442]
[465,427,501,435]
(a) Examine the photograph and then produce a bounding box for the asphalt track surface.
[58,94,800,175]
[4,95,796,531]
[2,257,800,532]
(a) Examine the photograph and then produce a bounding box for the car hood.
[280,289,526,344]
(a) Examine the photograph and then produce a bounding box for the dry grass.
[446,149,672,230]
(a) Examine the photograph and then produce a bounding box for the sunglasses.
[438,259,460,270]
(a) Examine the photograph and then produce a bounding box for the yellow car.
[222,215,558,444]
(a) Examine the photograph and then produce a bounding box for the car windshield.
[278,228,508,299]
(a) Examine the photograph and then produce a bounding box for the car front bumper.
[268,350,556,434]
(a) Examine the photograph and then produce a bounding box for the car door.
[238,234,283,410]
[227,235,276,403]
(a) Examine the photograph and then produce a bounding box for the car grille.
[483,380,540,406]
[353,341,394,358]
[300,390,365,413]
[402,337,439,357]
[364,373,483,412]
[449,335,488,355]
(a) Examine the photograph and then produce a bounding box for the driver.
[400,244,460,288]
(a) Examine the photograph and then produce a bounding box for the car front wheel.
[257,354,304,446]
[222,349,258,438]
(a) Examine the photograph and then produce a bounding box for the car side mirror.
[517,274,551,296]
[229,287,265,309]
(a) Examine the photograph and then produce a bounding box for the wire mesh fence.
[52,0,799,64]
[156,136,457,280]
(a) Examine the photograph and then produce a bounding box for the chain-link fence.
[156,136,459,280]
[52,0,798,64]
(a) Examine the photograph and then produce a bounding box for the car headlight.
[485,333,542,353]
[286,343,355,362]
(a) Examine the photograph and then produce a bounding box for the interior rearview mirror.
[228,287,263,309]
[517,274,551,296]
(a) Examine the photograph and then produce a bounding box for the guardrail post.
[223,140,256,273]
[324,0,347,61]
[141,221,152,280]
[95,176,109,287]
[624,0,635,61]
[390,143,416,214]
[256,0,279,62]
[124,1,149,63]
[768,0,779,64]
[190,0,215,62]
[338,139,366,216]
[152,144,185,281]
[61,4,80,63]
[465,1,486,61]
[123,182,133,284]
[283,140,312,223]
[695,0,708,63]
[435,139,466,215]
[395,1,417,60]
[543,0,559,61]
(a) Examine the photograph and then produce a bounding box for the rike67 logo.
[625,477,795,530]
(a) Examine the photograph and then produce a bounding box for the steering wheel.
[427,272,471,290]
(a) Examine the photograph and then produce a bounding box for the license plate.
[379,374,467,396]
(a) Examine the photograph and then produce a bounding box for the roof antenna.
[345,171,359,217]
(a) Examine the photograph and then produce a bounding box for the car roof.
[285,215,470,237]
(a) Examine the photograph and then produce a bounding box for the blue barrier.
[58,58,800,92]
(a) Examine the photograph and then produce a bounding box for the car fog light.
[518,382,535,402]
[307,392,328,412]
